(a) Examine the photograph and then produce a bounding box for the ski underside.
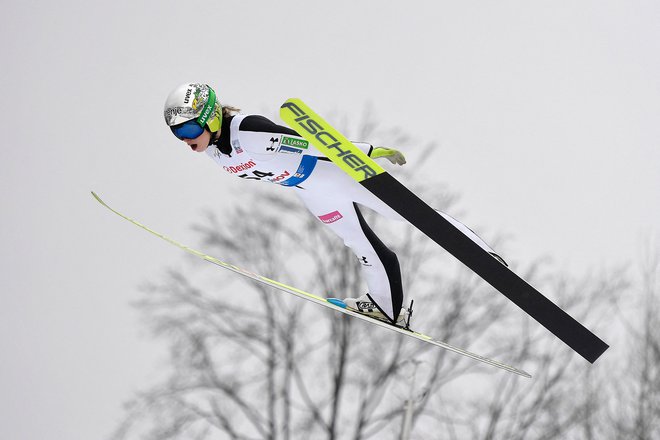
[279,98,608,364]
[92,191,530,378]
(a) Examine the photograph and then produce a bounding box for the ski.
[91,191,531,378]
[279,98,609,363]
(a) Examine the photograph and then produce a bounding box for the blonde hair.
[222,105,241,118]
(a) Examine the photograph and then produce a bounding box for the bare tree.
[610,243,660,440]
[110,110,630,440]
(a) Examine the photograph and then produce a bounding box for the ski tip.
[279,98,303,115]
[90,191,109,207]
[327,298,347,308]
[281,97,301,106]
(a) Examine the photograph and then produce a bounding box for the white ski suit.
[207,114,497,321]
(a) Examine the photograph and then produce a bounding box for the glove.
[371,147,406,165]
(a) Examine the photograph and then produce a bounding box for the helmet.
[163,83,223,133]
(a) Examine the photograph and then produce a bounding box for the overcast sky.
[1,1,658,439]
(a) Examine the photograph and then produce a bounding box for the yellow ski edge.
[279,98,385,183]
[91,191,531,378]
[91,191,327,303]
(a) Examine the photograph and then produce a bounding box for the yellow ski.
[92,191,530,378]
[280,98,608,364]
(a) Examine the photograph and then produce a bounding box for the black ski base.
[362,173,609,363]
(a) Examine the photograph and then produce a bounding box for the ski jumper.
[207,114,497,321]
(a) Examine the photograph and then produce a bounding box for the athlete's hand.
[371,147,406,165]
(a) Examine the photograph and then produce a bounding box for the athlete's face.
[183,129,212,153]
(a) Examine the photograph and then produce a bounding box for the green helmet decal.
[164,83,223,133]
[207,103,222,132]
[196,87,216,127]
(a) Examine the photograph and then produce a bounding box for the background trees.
[110,116,656,440]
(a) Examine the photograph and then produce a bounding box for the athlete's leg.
[435,211,495,254]
[295,189,403,321]
[352,183,503,259]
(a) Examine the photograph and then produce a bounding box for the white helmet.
[163,83,223,133]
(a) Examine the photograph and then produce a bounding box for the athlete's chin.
[190,144,208,153]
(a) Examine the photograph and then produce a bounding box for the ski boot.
[329,293,413,329]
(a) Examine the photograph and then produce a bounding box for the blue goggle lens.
[171,119,205,140]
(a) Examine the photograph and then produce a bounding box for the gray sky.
[1,1,658,439]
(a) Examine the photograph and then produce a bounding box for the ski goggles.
[170,119,205,140]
